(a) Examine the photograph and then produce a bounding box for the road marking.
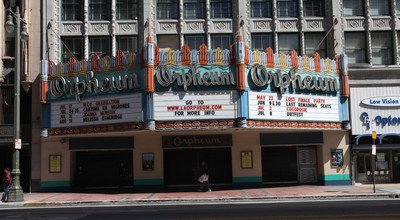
[146,193,156,200]
[120,194,134,201]
[259,189,273,196]
[239,190,249,198]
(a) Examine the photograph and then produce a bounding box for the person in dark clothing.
[119,162,127,187]
[1,168,12,202]
[199,161,211,192]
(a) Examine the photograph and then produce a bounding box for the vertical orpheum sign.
[40,60,49,103]
[144,22,155,92]
[235,30,246,91]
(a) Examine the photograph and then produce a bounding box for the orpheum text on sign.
[50,94,142,128]
[248,91,340,122]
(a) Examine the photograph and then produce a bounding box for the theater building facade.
[39,34,351,191]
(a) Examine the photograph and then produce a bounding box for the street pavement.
[1,199,400,219]
[0,183,399,207]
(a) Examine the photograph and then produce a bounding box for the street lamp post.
[5,6,29,202]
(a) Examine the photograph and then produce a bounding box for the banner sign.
[248,65,340,93]
[48,70,144,102]
[162,134,232,148]
[248,91,340,122]
[155,65,236,91]
[153,90,237,120]
[361,96,400,107]
[50,94,142,128]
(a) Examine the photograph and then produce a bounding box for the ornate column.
[298,0,305,55]
[84,0,89,60]
[111,0,116,56]
[272,0,278,51]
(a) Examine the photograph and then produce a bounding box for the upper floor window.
[210,0,232,18]
[345,32,366,63]
[158,0,179,19]
[117,36,138,54]
[89,0,111,20]
[62,0,83,21]
[90,37,111,57]
[343,0,364,16]
[116,0,138,20]
[278,33,299,54]
[252,34,273,51]
[185,35,205,50]
[303,0,324,17]
[211,35,232,50]
[277,0,298,18]
[371,32,393,65]
[369,0,390,16]
[304,33,326,58]
[250,0,272,18]
[397,0,400,15]
[184,0,205,19]
[62,37,83,63]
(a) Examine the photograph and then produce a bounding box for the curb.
[2,193,395,208]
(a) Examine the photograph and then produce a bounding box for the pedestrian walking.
[1,168,12,202]
[198,161,211,192]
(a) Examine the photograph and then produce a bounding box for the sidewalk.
[2,184,399,207]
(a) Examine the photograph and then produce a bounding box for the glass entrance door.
[393,151,400,182]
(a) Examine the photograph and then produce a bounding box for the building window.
[371,32,392,65]
[184,0,205,19]
[304,33,326,58]
[344,32,366,63]
[89,0,111,20]
[343,0,364,16]
[211,35,232,50]
[157,0,179,19]
[303,0,324,17]
[185,35,206,50]
[397,32,400,60]
[117,36,138,54]
[369,0,390,16]
[278,33,299,54]
[90,37,111,57]
[277,0,298,18]
[61,37,83,63]
[158,35,180,51]
[250,0,272,18]
[62,0,83,21]
[116,0,138,20]
[210,0,232,18]
[252,34,273,51]
[397,0,400,15]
